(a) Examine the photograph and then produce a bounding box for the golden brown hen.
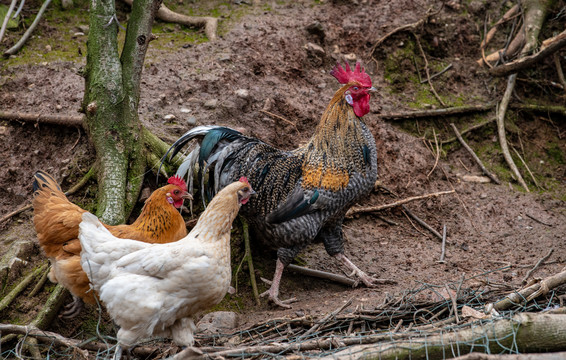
[32,171,191,317]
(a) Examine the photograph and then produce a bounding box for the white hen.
[79,178,254,358]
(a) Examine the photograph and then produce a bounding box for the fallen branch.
[0,263,48,313]
[401,205,442,241]
[450,123,501,184]
[0,111,85,127]
[496,74,529,192]
[419,63,452,84]
[493,269,566,311]
[489,29,566,77]
[301,297,353,338]
[480,4,520,49]
[346,189,455,217]
[122,0,217,41]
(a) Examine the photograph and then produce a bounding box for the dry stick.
[259,109,300,134]
[402,209,428,237]
[554,52,566,91]
[497,74,529,192]
[445,284,459,324]
[401,205,443,241]
[287,264,357,287]
[4,0,52,56]
[521,248,554,285]
[301,297,353,338]
[346,189,455,217]
[121,0,217,41]
[493,269,566,311]
[511,146,540,189]
[439,224,447,263]
[368,6,441,56]
[0,263,48,313]
[0,204,32,225]
[490,29,566,77]
[426,128,440,178]
[525,213,553,226]
[29,266,50,297]
[480,24,525,66]
[413,32,446,107]
[379,104,494,120]
[450,123,501,184]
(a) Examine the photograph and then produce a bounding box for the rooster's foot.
[59,296,84,319]
[259,288,297,309]
[335,253,396,287]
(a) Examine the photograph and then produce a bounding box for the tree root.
[122,0,218,41]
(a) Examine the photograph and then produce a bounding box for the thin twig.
[450,123,501,184]
[401,205,442,241]
[525,213,553,226]
[420,63,452,84]
[521,248,554,284]
[402,209,428,238]
[554,52,566,92]
[0,204,32,225]
[511,146,540,189]
[439,224,447,263]
[241,218,260,306]
[259,109,299,134]
[496,74,529,192]
[445,284,459,324]
[426,129,440,178]
[346,189,455,217]
[413,32,446,107]
[301,298,353,338]
[441,118,496,144]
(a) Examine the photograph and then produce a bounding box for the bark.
[82,0,160,224]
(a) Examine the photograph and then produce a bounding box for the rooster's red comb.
[168,175,187,192]
[330,62,372,87]
[239,176,250,186]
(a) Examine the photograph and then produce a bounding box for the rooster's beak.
[368,87,377,93]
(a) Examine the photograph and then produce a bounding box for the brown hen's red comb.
[239,176,250,186]
[330,62,372,87]
[168,175,187,191]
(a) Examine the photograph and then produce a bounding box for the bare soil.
[1,0,565,357]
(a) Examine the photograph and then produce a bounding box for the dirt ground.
[1,0,566,358]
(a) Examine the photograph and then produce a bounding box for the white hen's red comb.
[330,62,372,87]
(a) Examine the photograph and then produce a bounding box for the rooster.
[78,178,254,359]
[165,62,379,308]
[32,171,191,317]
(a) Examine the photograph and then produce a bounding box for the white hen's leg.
[260,259,297,308]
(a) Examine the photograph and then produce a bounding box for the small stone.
[158,93,167,105]
[78,25,89,34]
[0,126,8,135]
[295,310,305,317]
[56,104,63,110]
[72,32,85,37]
[479,193,488,199]
[197,311,239,334]
[180,108,191,113]
[218,53,231,62]
[317,83,326,89]
[344,53,357,61]
[306,21,325,41]
[304,42,325,56]
[45,45,52,52]
[204,99,218,109]
[164,114,176,122]
[235,89,249,99]
[517,215,523,221]
[186,116,197,125]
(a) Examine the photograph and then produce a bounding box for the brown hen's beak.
[182,192,194,201]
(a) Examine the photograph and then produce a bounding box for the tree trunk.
[82,0,161,224]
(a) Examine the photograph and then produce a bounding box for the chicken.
[32,171,191,317]
[78,178,254,358]
[165,62,379,308]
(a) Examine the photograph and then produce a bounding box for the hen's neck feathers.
[189,182,242,242]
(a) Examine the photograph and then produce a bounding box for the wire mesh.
[1,266,565,359]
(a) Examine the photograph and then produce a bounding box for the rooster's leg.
[335,253,382,287]
[259,259,297,308]
[59,295,84,319]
